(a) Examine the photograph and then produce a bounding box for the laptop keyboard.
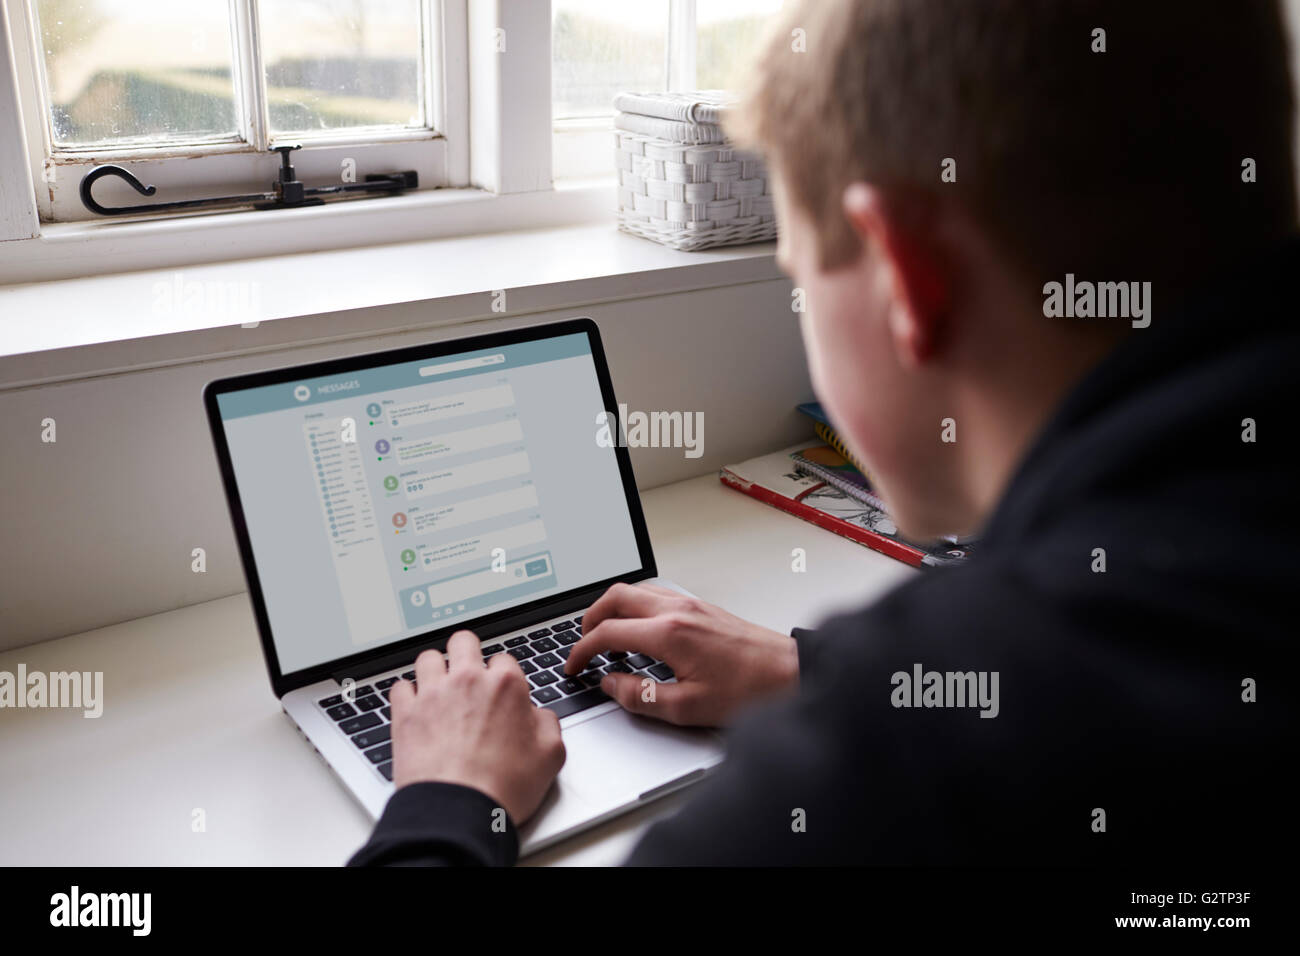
[314,615,675,782]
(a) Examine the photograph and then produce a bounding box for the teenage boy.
[351,0,1295,866]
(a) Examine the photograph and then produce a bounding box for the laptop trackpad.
[560,708,722,805]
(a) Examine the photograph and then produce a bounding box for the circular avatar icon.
[400,549,416,565]
[391,512,408,528]
[409,590,426,607]
[383,475,399,491]
[366,402,382,419]
[375,439,391,454]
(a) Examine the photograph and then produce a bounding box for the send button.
[525,558,549,577]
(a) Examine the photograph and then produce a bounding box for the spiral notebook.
[720,444,975,569]
[790,446,886,511]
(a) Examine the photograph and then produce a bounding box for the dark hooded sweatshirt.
[348,239,1296,867]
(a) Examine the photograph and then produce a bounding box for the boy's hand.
[564,583,799,727]
[389,630,565,825]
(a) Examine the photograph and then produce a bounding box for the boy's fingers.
[634,582,682,598]
[582,582,668,634]
[414,647,446,686]
[445,629,482,671]
[535,706,562,737]
[564,617,670,675]
[487,649,523,677]
[600,672,684,722]
[389,677,416,708]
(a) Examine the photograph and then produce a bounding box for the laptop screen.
[210,327,646,676]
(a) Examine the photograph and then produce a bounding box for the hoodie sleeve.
[346,781,519,867]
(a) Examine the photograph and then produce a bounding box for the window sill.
[1,180,621,285]
[0,220,780,388]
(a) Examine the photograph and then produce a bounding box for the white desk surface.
[0,472,912,866]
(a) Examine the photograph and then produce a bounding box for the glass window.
[696,0,784,91]
[35,0,239,147]
[552,0,669,121]
[259,0,426,136]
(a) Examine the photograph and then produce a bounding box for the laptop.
[203,317,724,855]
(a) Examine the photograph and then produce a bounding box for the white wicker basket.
[614,92,776,252]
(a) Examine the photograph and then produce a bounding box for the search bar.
[418,354,506,377]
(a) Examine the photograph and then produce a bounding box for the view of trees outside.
[35,0,422,148]
[551,0,670,120]
[37,0,237,144]
[552,0,784,120]
[696,0,783,91]
[260,0,422,132]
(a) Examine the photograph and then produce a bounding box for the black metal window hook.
[79,144,418,216]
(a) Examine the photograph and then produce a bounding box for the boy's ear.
[841,183,950,366]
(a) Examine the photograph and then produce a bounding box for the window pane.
[552,0,669,120]
[35,0,239,147]
[259,0,424,135]
[697,0,784,91]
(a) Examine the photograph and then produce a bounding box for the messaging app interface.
[217,333,643,674]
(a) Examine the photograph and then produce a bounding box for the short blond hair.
[729,0,1296,277]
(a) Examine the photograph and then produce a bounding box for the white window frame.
[4,0,470,223]
[0,0,583,278]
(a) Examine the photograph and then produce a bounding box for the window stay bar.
[79,144,419,217]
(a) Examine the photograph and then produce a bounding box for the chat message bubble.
[410,485,539,536]
[403,451,531,500]
[417,519,548,571]
[388,384,515,429]
[393,418,523,466]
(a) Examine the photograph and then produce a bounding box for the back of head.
[732,0,1297,286]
